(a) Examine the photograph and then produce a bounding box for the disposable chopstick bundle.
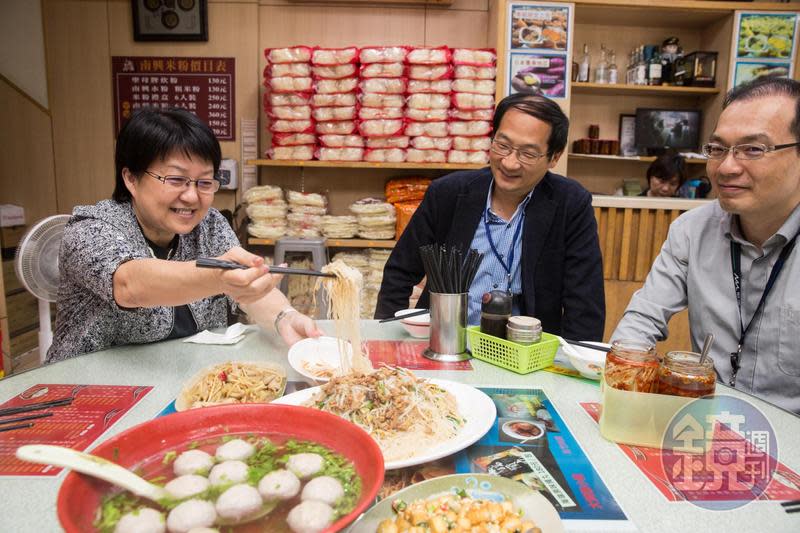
[419,244,483,294]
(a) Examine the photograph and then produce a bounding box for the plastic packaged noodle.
[407,46,452,65]
[408,65,453,81]
[287,212,324,225]
[314,77,358,94]
[407,79,452,94]
[311,46,358,65]
[365,136,410,149]
[318,134,364,148]
[289,204,328,215]
[452,79,496,95]
[452,92,495,110]
[270,132,317,146]
[453,136,492,151]
[244,184,283,203]
[359,107,403,120]
[450,108,494,121]
[407,93,450,110]
[405,121,448,138]
[359,228,396,240]
[359,46,409,64]
[410,136,453,151]
[361,93,405,108]
[406,148,447,163]
[385,177,431,204]
[316,146,364,161]
[265,46,312,64]
[246,203,288,219]
[268,63,311,77]
[395,201,420,238]
[448,120,492,136]
[248,221,287,239]
[269,119,314,133]
[360,62,405,78]
[315,120,357,135]
[287,190,327,208]
[454,65,497,80]
[452,48,497,66]
[405,108,449,122]
[268,76,313,92]
[359,77,406,94]
[311,93,357,107]
[311,63,356,79]
[364,148,406,163]
[269,145,315,160]
[359,119,405,138]
[350,198,395,216]
[311,106,357,121]
[448,149,489,164]
[266,92,311,107]
[267,105,312,120]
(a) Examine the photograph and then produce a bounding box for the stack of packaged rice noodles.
[286,190,327,238]
[285,255,316,316]
[321,215,358,238]
[245,185,288,239]
[349,198,396,240]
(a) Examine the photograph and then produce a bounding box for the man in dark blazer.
[375,93,605,341]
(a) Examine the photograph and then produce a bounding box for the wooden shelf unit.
[247,160,484,171]
[249,238,396,249]
[568,153,707,165]
[571,82,719,97]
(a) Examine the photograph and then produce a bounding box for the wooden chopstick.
[0,422,34,433]
[0,397,73,418]
[0,412,53,425]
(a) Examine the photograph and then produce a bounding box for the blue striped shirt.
[467,182,534,325]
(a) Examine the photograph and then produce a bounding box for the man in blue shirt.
[375,93,605,341]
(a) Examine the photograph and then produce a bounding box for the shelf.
[569,153,707,165]
[247,160,484,170]
[571,82,719,97]
[249,238,396,248]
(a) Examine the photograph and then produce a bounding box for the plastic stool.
[273,237,329,318]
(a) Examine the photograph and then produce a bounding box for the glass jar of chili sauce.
[604,340,659,392]
[656,351,716,398]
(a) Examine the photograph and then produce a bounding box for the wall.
[0,0,49,108]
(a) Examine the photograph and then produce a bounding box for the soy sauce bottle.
[480,290,512,339]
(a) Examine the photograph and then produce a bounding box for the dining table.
[1,320,798,533]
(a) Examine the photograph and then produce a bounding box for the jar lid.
[507,316,541,330]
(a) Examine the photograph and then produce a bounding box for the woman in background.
[640,151,687,198]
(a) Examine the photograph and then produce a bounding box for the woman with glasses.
[47,107,320,363]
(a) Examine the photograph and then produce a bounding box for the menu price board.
[112,56,235,140]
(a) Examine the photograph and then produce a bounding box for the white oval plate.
[273,378,496,470]
[286,336,351,383]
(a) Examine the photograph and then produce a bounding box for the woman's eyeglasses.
[490,139,547,165]
[702,141,800,161]
[144,170,221,194]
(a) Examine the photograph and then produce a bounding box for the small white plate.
[287,336,351,383]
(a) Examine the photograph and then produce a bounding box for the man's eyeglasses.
[702,141,800,161]
[490,139,547,165]
[144,170,221,194]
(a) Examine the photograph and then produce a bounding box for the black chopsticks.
[0,396,73,418]
[0,422,34,433]
[195,257,335,277]
[563,339,611,353]
[0,412,53,425]
[379,309,430,323]
[782,499,800,513]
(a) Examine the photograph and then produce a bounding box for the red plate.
[57,404,384,532]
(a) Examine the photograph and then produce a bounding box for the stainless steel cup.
[423,292,470,362]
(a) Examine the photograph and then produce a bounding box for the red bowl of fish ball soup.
[57,404,384,533]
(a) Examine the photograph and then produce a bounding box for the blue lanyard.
[484,207,525,293]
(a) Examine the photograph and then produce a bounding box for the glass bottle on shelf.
[594,44,608,84]
[578,43,591,82]
[648,49,663,85]
[608,50,618,84]
[626,50,634,85]
[635,46,647,85]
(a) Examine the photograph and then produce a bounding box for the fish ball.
[215,439,255,462]
[215,484,263,521]
[165,475,210,500]
[301,476,344,506]
[286,500,334,533]
[173,450,214,477]
[208,460,249,487]
[114,507,165,533]
[166,499,216,533]
[286,453,324,479]
[258,469,301,500]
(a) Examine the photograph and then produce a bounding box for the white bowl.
[394,309,431,338]
[562,341,609,380]
[287,336,352,382]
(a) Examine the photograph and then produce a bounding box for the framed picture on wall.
[132,0,208,42]
[618,114,636,156]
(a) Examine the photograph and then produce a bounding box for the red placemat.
[0,384,152,476]
[365,340,472,370]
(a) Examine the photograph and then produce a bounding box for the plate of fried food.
[175,361,287,411]
[348,473,564,533]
